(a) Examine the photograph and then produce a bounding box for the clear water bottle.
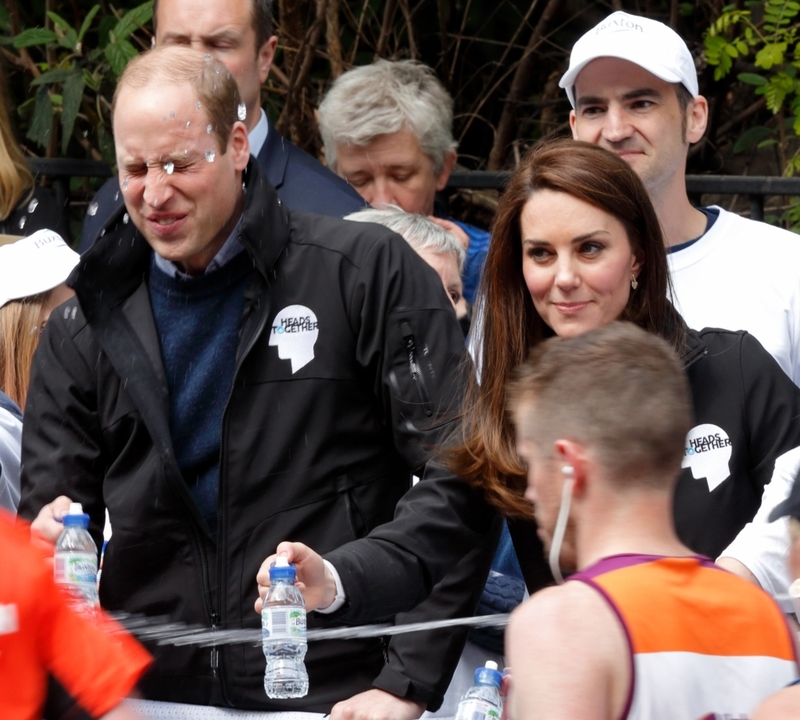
[261,557,309,698]
[54,502,98,615]
[454,661,503,720]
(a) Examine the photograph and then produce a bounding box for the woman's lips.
[553,302,590,314]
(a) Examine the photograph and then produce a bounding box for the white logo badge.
[681,423,732,492]
[0,604,18,635]
[269,305,318,374]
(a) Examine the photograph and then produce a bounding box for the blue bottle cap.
[269,557,297,581]
[473,661,502,688]
[62,512,90,528]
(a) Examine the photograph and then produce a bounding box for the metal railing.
[448,171,800,223]
[27,159,800,229]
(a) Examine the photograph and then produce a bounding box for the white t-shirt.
[668,207,800,385]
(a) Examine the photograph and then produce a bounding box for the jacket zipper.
[404,332,433,417]
[213,253,273,697]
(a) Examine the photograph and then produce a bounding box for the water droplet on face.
[123,213,130,224]
[237,103,246,121]
[153,198,159,207]
[27,198,39,214]
[205,150,216,162]
[207,124,213,134]
[169,111,175,120]
[122,177,130,191]
[18,216,26,229]
[185,120,191,129]
[163,116,168,122]
[196,101,202,110]
[87,201,99,216]
[204,53,211,61]
[164,161,175,175]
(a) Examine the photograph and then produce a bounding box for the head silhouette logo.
[681,423,732,492]
[269,305,319,374]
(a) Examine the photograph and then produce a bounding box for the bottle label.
[54,552,98,588]
[262,606,307,640]
[454,699,501,720]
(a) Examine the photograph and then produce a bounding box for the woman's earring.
[631,273,639,291]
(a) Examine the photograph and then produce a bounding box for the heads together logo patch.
[681,423,732,492]
[269,305,319,374]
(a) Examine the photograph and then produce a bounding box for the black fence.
[28,159,800,233]
[448,171,800,223]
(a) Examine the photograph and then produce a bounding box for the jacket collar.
[70,158,289,319]
[681,326,708,369]
[257,116,289,192]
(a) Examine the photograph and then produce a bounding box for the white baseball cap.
[559,11,699,108]
[0,229,79,309]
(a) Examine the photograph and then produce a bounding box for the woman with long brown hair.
[444,139,800,596]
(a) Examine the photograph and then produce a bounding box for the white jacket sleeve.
[719,446,800,610]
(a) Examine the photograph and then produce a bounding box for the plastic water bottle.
[54,502,98,615]
[261,557,309,698]
[454,661,503,720]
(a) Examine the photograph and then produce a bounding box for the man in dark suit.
[79,0,365,252]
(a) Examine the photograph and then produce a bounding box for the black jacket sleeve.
[348,237,498,708]
[17,300,107,549]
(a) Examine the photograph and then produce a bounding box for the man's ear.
[686,95,708,145]
[435,149,458,191]
[258,36,278,85]
[230,121,251,170]
[554,439,588,496]
[569,109,579,140]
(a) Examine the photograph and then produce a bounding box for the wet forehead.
[114,81,213,162]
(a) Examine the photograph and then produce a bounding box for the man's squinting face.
[569,58,695,195]
[156,0,275,132]
[334,128,455,216]
[114,81,250,275]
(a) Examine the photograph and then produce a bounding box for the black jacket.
[325,327,800,620]
[19,160,468,711]
[78,116,366,252]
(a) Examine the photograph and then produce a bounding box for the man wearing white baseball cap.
[0,229,78,512]
[561,11,800,389]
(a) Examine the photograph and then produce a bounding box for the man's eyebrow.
[160,28,241,44]
[576,87,663,108]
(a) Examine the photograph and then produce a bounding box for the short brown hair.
[153,0,274,54]
[112,46,241,152]
[509,322,692,490]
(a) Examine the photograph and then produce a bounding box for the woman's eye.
[528,248,551,261]
[580,242,603,256]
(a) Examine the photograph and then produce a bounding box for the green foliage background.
[4,0,800,224]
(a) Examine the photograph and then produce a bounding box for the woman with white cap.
[0,229,79,511]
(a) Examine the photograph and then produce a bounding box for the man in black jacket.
[19,45,486,717]
[79,0,365,252]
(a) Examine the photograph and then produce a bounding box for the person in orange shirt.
[504,323,799,720]
[0,510,151,720]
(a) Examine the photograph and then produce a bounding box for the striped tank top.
[569,554,799,720]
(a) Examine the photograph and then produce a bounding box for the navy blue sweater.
[148,251,254,534]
